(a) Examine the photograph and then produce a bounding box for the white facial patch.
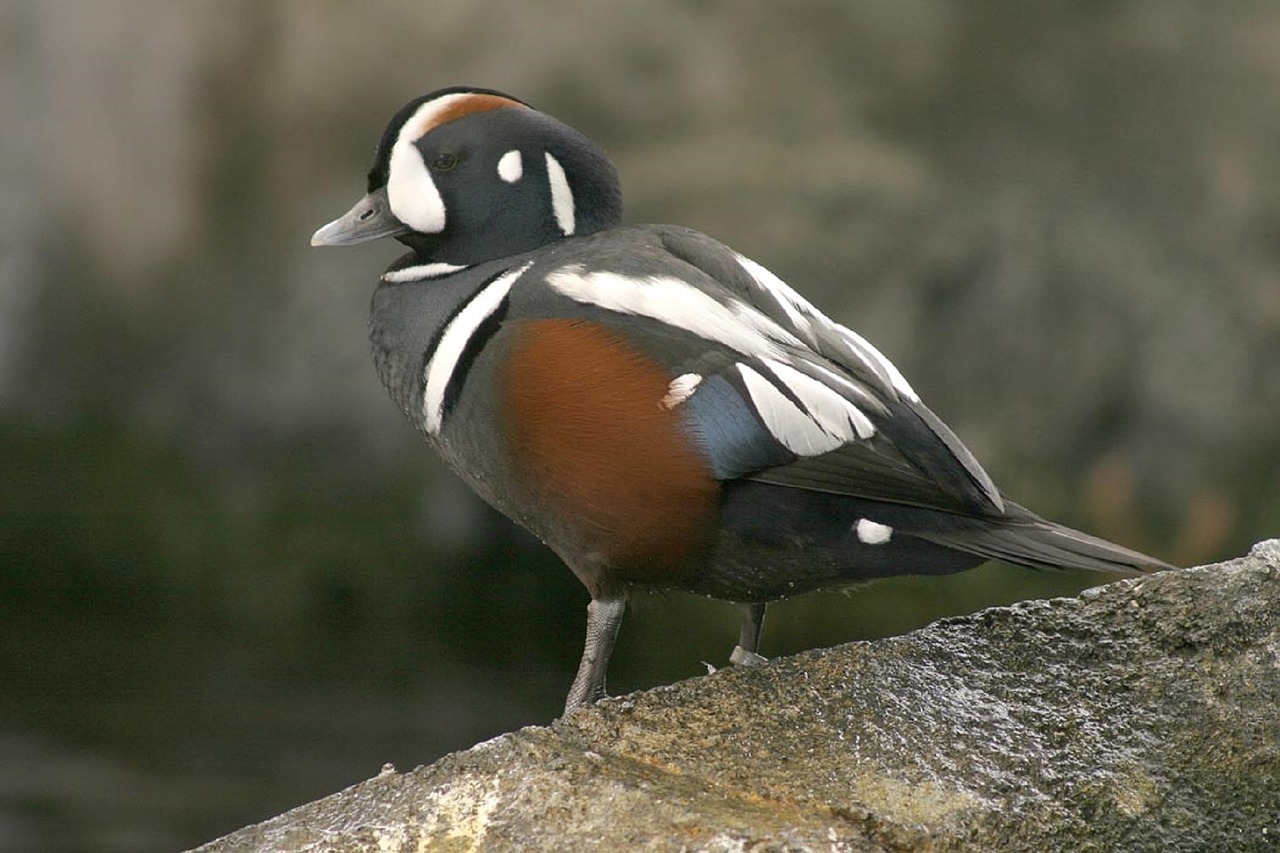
[855,519,894,545]
[382,92,527,237]
[386,100,455,234]
[497,150,523,183]
[545,153,576,235]
[737,364,844,456]
[545,267,803,360]
[423,262,532,433]
[660,373,703,409]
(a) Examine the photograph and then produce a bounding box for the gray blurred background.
[2,1,1277,850]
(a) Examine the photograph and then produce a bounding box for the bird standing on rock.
[312,86,1171,713]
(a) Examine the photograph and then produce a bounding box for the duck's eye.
[430,151,460,172]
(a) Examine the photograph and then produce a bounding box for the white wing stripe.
[423,262,531,434]
[763,358,876,440]
[836,327,919,402]
[545,267,803,358]
[735,250,918,403]
[737,364,844,456]
[805,362,887,414]
[734,253,815,333]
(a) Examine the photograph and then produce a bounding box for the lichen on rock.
[193,543,1280,852]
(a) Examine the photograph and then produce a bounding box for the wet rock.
[192,542,1280,852]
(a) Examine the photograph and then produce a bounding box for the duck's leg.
[729,602,769,666]
[563,597,625,713]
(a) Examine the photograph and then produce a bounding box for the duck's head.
[311,87,623,267]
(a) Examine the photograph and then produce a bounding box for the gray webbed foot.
[729,645,769,667]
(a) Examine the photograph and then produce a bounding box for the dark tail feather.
[915,501,1174,576]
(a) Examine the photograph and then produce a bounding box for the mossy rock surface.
[194,542,1280,852]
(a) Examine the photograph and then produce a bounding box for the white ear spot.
[545,152,576,235]
[497,150,523,183]
[855,519,893,545]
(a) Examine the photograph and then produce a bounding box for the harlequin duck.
[312,86,1171,713]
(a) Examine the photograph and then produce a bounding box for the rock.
[191,543,1280,852]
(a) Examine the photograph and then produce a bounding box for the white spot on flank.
[544,152,575,235]
[382,262,467,282]
[497,150,523,183]
[423,262,532,434]
[855,519,894,545]
[737,364,844,456]
[660,373,702,409]
[544,267,803,359]
[762,358,876,440]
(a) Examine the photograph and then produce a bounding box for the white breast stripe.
[382,262,468,282]
[544,153,575,235]
[497,150,523,183]
[737,364,844,456]
[763,358,876,440]
[423,262,532,434]
[545,267,803,359]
